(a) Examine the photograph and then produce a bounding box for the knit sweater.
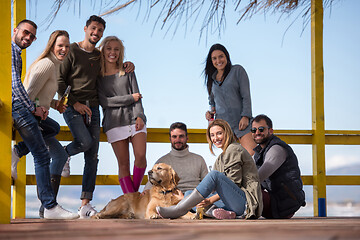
[97,72,146,133]
[213,142,263,219]
[144,146,208,192]
[57,42,100,107]
[23,53,61,110]
[209,65,252,138]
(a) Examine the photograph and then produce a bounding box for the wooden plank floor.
[1,217,359,240]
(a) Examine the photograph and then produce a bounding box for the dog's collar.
[159,188,176,195]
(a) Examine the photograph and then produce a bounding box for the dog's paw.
[149,214,161,219]
[90,214,100,219]
[126,213,136,219]
[181,212,197,220]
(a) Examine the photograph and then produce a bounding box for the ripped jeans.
[63,105,100,200]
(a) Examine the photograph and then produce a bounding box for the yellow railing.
[11,127,360,220]
[2,0,359,224]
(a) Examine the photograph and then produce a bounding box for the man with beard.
[57,15,134,218]
[11,19,78,219]
[144,122,208,194]
[251,114,306,219]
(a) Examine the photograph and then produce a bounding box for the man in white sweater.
[144,122,208,193]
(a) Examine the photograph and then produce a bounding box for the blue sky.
[23,0,359,192]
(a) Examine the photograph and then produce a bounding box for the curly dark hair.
[86,15,106,29]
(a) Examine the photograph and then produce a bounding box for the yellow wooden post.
[12,0,27,219]
[311,0,327,217]
[0,0,12,224]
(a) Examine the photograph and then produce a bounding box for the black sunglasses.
[250,126,269,133]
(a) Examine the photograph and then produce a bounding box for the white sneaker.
[11,148,20,180]
[78,203,97,219]
[61,157,70,177]
[44,204,79,220]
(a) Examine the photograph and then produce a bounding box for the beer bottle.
[34,97,42,123]
[57,85,71,113]
[84,100,91,127]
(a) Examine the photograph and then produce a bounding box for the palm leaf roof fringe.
[39,0,335,34]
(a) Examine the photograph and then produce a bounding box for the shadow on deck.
[1,217,359,240]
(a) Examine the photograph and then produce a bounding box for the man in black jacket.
[251,114,306,218]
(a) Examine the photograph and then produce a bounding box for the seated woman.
[157,119,263,219]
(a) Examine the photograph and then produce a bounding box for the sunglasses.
[18,28,37,41]
[250,126,269,133]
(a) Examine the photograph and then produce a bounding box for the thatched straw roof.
[43,0,336,35]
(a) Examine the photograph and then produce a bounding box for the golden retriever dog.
[92,163,195,219]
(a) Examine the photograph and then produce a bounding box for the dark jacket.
[254,135,306,218]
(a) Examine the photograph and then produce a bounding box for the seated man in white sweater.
[144,122,208,194]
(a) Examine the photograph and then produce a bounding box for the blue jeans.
[195,170,247,216]
[63,105,100,200]
[12,99,56,209]
[14,116,68,175]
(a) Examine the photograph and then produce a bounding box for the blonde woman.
[11,30,78,219]
[98,36,147,194]
[157,119,262,219]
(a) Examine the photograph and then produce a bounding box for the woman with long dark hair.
[204,44,256,155]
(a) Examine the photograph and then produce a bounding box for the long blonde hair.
[25,30,69,81]
[98,36,125,77]
[207,119,237,155]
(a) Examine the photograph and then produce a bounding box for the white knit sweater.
[23,53,61,110]
[144,146,209,192]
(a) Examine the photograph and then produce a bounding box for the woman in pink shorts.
[98,36,147,193]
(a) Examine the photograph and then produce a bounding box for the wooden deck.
[1,217,359,240]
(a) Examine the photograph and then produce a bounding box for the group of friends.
[10,14,305,220]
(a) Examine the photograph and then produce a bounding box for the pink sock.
[132,166,146,192]
[119,176,135,194]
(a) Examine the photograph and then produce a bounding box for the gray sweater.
[209,64,252,138]
[97,72,146,133]
[144,146,208,192]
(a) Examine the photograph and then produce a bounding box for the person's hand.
[55,100,67,114]
[41,107,49,120]
[196,198,212,208]
[135,117,145,131]
[33,106,48,120]
[124,61,135,73]
[205,110,216,121]
[132,93,142,102]
[239,116,249,131]
[172,189,184,202]
[205,107,216,121]
[73,102,92,117]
